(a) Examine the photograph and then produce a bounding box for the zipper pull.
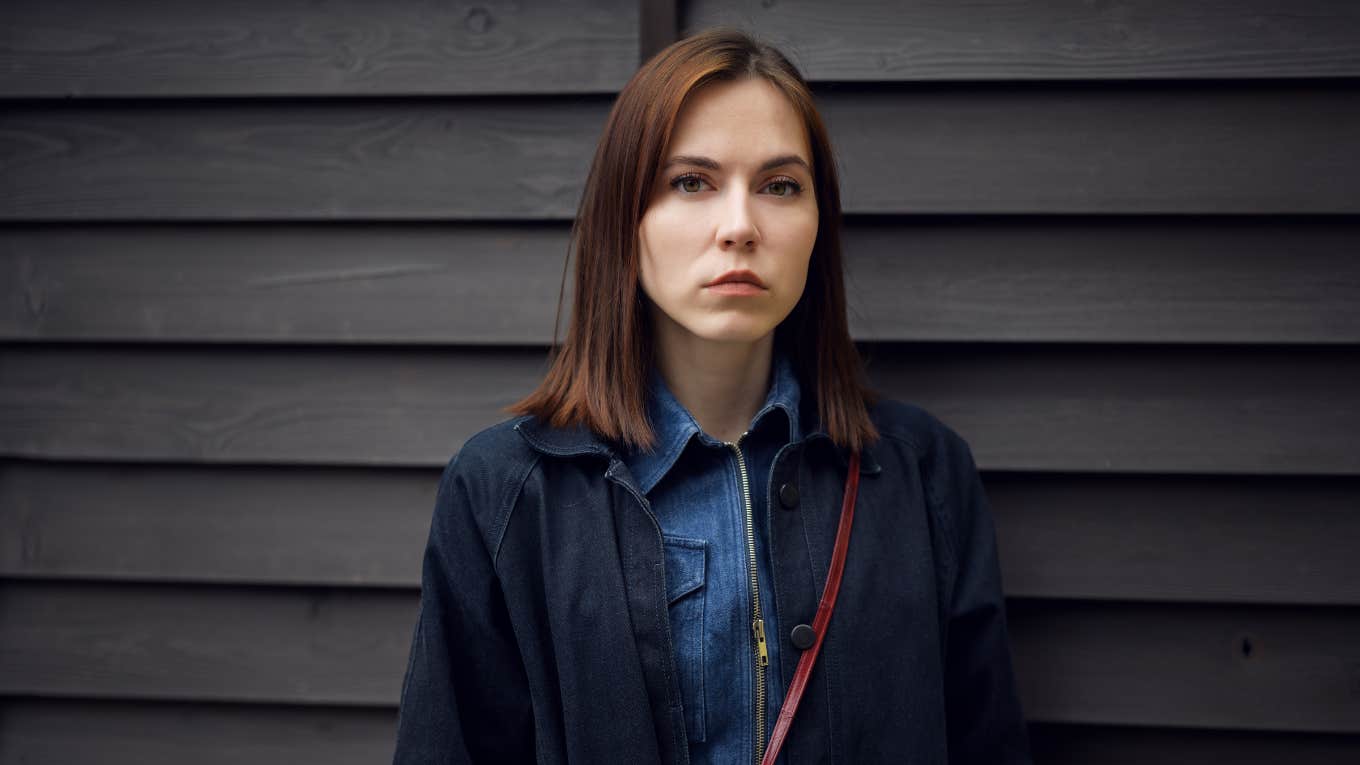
[753,618,769,667]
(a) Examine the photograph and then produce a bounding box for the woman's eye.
[670,175,708,193]
[668,174,803,196]
[765,178,803,197]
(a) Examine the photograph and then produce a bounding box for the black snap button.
[790,623,817,650]
[778,482,799,509]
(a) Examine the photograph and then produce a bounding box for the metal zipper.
[726,432,768,765]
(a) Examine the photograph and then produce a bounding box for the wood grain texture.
[4,83,1358,220]
[0,99,606,221]
[0,699,397,765]
[0,460,438,588]
[842,217,1360,344]
[1009,599,1360,732]
[3,700,1358,765]
[1027,722,1360,764]
[0,223,575,344]
[0,0,637,97]
[0,581,415,705]
[5,218,1359,344]
[821,82,1360,215]
[987,473,1360,605]
[2,344,1357,473]
[686,0,1360,81]
[867,343,1360,475]
[4,461,1358,607]
[3,581,1357,731]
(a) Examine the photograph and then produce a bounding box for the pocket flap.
[662,535,706,604]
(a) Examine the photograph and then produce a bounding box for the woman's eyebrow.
[663,154,812,174]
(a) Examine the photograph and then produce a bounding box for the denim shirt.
[623,354,801,765]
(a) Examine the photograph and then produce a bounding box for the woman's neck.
[651,312,774,445]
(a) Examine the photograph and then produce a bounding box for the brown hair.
[507,27,879,452]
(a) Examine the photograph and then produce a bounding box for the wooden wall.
[2,0,1358,761]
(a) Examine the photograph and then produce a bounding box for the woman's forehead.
[665,78,811,165]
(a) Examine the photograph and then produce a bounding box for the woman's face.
[638,76,818,348]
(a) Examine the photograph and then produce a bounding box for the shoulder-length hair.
[507,27,878,453]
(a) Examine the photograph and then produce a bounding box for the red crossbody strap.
[760,451,861,765]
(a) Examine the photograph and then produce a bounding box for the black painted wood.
[986,473,1360,605]
[0,581,415,705]
[4,700,1358,765]
[5,218,1359,344]
[4,344,1355,474]
[0,460,438,589]
[640,0,679,62]
[0,98,607,221]
[4,83,1358,220]
[1008,599,1360,732]
[5,461,1359,607]
[4,581,1357,731]
[1027,722,1360,764]
[0,699,398,765]
[0,0,638,97]
[0,224,575,344]
[3,1,1358,756]
[685,0,1360,81]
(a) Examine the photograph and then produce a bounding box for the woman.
[394,28,1031,765]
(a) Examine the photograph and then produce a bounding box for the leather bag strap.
[760,451,861,765]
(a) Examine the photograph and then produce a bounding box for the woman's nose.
[715,188,759,250]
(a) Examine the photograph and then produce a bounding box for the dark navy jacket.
[392,396,1033,764]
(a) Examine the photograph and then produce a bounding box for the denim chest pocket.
[662,534,708,743]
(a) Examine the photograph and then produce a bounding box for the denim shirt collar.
[624,352,803,495]
[513,355,882,476]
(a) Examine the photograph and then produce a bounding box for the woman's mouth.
[705,269,768,296]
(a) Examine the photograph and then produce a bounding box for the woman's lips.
[706,281,766,296]
[704,269,768,296]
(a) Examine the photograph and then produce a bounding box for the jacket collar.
[622,352,802,494]
[513,359,881,477]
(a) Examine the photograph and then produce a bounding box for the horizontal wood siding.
[5,581,1359,731]
[0,0,639,97]
[4,461,1357,605]
[4,345,1358,473]
[7,700,1357,765]
[5,218,1360,344]
[685,0,1360,81]
[2,0,1357,761]
[4,84,1359,220]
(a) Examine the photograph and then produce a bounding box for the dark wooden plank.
[0,460,436,588]
[3,701,1358,765]
[0,699,396,765]
[0,345,546,466]
[0,99,605,221]
[0,0,636,97]
[640,0,679,63]
[987,474,1360,606]
[1028,722,1360,764]
[0,581,415,705]
[4,581,1358,731]
[1009,600,1360,732]
[5,218,1360,344]
[686,0,1360,80]
[4,83,1358,220]
[5,461,1359,607]
[2,344,1357,474]
[0,224,574,344]
[821,82,1360,215]
[843,217,1360,344]
[867,344,1360,475]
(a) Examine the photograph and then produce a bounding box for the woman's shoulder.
[443,414,540,475]
[866,397,975,460]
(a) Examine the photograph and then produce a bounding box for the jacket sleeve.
[930,430,1033,764]
[392,452,535,764]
